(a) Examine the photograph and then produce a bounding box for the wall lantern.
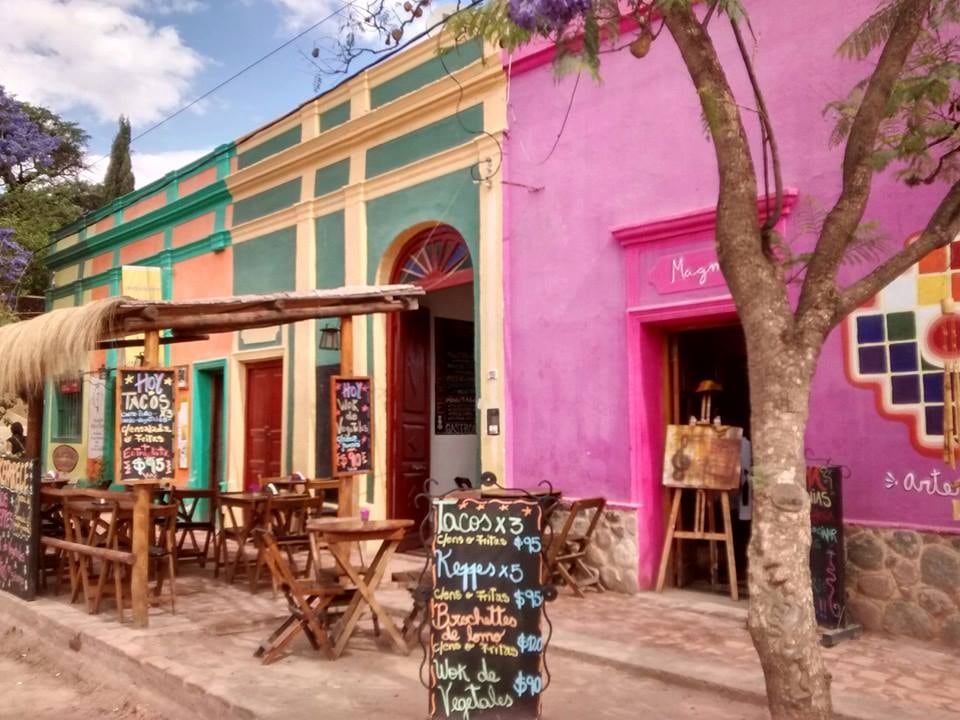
[318,323,341,351]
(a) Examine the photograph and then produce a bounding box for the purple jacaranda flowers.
[508,0,592,31]
[0,86,60,172]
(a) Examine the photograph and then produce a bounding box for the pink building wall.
[504,1,958,586]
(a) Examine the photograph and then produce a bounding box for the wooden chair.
[545,498,607,597]
[306,478,342,517]
[174,489,217,568]
[254,494,323,592]
[253,530,351,664]
[91,500,127,620]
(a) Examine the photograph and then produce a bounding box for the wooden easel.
[655,486,739,601]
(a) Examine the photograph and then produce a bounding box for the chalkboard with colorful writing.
[331,376,372,477]
[0,456,40,600]
[429,497,546,720]
[806,465,846,628]
[118,368,176,483]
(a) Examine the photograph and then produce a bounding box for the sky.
[0,0,422,188]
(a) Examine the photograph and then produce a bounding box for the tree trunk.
[744,336,832,719]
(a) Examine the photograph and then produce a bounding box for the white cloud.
[0,0,205,124]
[270,0,345,32]
[85,147,211,189]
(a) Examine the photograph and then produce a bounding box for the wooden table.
[218,492,271,587]
[306,518,413,658]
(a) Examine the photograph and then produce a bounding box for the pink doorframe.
[626,296,739,588]
[616,192,797,589]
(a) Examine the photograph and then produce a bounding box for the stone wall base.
[548,503,639,594]
[845,524,960,647]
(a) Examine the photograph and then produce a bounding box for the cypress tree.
[102,116,135,201]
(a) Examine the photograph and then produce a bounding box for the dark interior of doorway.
[669,323,751,597]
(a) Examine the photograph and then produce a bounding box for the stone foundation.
[845,524,960,647]
[548,503,639,594]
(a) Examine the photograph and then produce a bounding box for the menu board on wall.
[429,497,546,719]
[0,457,40,600]
[435,318,476,435]
[117,368,176,483]
[331,376,372,477]
[807,465,846,628]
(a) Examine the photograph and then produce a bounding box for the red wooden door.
[390,308,431,525]
[244,360,284,492]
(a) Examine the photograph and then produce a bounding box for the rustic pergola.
[0,283,424,627]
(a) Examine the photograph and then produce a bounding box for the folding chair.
[545,498,607,597]
[253,494,320,592]
[150,503,179,614]
[253,530,351,664]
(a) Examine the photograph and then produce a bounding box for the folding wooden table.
[306,517,414,658]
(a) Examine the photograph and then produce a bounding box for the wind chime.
[935,298,960,468]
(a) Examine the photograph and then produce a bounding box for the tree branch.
[835,179,960,320]
[662,5,790,326]
[796,0,931,331]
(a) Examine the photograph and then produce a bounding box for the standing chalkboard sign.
[331,376,373,477]
[118,368,176,483]
[0,456,40,600]
[429,497,546,720]
[806,465,846,627]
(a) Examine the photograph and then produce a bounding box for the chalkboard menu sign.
[0,456,40,600]
[435,318,476,435]
[118,368,176,482]
[429,497,546,720]
[331,376,373,477]
[806,465,846,627]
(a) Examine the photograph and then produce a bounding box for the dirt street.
[0,624,766,720]
[0,629,166,720]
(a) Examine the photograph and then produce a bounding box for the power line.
[86,0,364,170]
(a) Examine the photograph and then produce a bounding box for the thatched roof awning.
[0,284,423,397]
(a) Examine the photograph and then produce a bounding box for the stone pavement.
[0,559,956,720]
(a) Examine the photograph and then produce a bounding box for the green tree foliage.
[828,0,960,186]
[101,115,135,202]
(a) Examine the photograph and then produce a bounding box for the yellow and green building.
[43,36,506,522]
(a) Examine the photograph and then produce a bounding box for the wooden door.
[244,360,284,492]
[390,308,431,526]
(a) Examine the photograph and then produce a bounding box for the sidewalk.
[0,562,955,720]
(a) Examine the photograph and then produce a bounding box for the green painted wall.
[365,105,483,179]
[369,39,483,109]
[319,102,350,132]
[365,168,479,283]
[237,125,302,169]
[314,159,350,197]
[233,226,297,294]
[315,210,345,367]
[232,178,302,226]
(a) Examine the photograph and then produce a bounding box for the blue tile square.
[925,405,944,436]
[889,342,918,373]
[857,315,885,344]
[923,373,944,403]
[891,375,920,404]
[858,346,887,374]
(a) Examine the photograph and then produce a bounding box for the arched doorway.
[388,224,477,529]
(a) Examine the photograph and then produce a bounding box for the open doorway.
[668,323,751,596]
[388,225,478,538]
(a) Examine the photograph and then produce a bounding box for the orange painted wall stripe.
[179,167,217,197]
[123,192,166,222]
[119,232,165,265]
[172,212,215,248]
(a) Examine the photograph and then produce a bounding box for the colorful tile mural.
[845,234,955,454]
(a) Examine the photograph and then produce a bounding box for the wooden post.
[125,479,159,627]
[143,330,160,366]
[26,390,43,460]
[338,317,358,517]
